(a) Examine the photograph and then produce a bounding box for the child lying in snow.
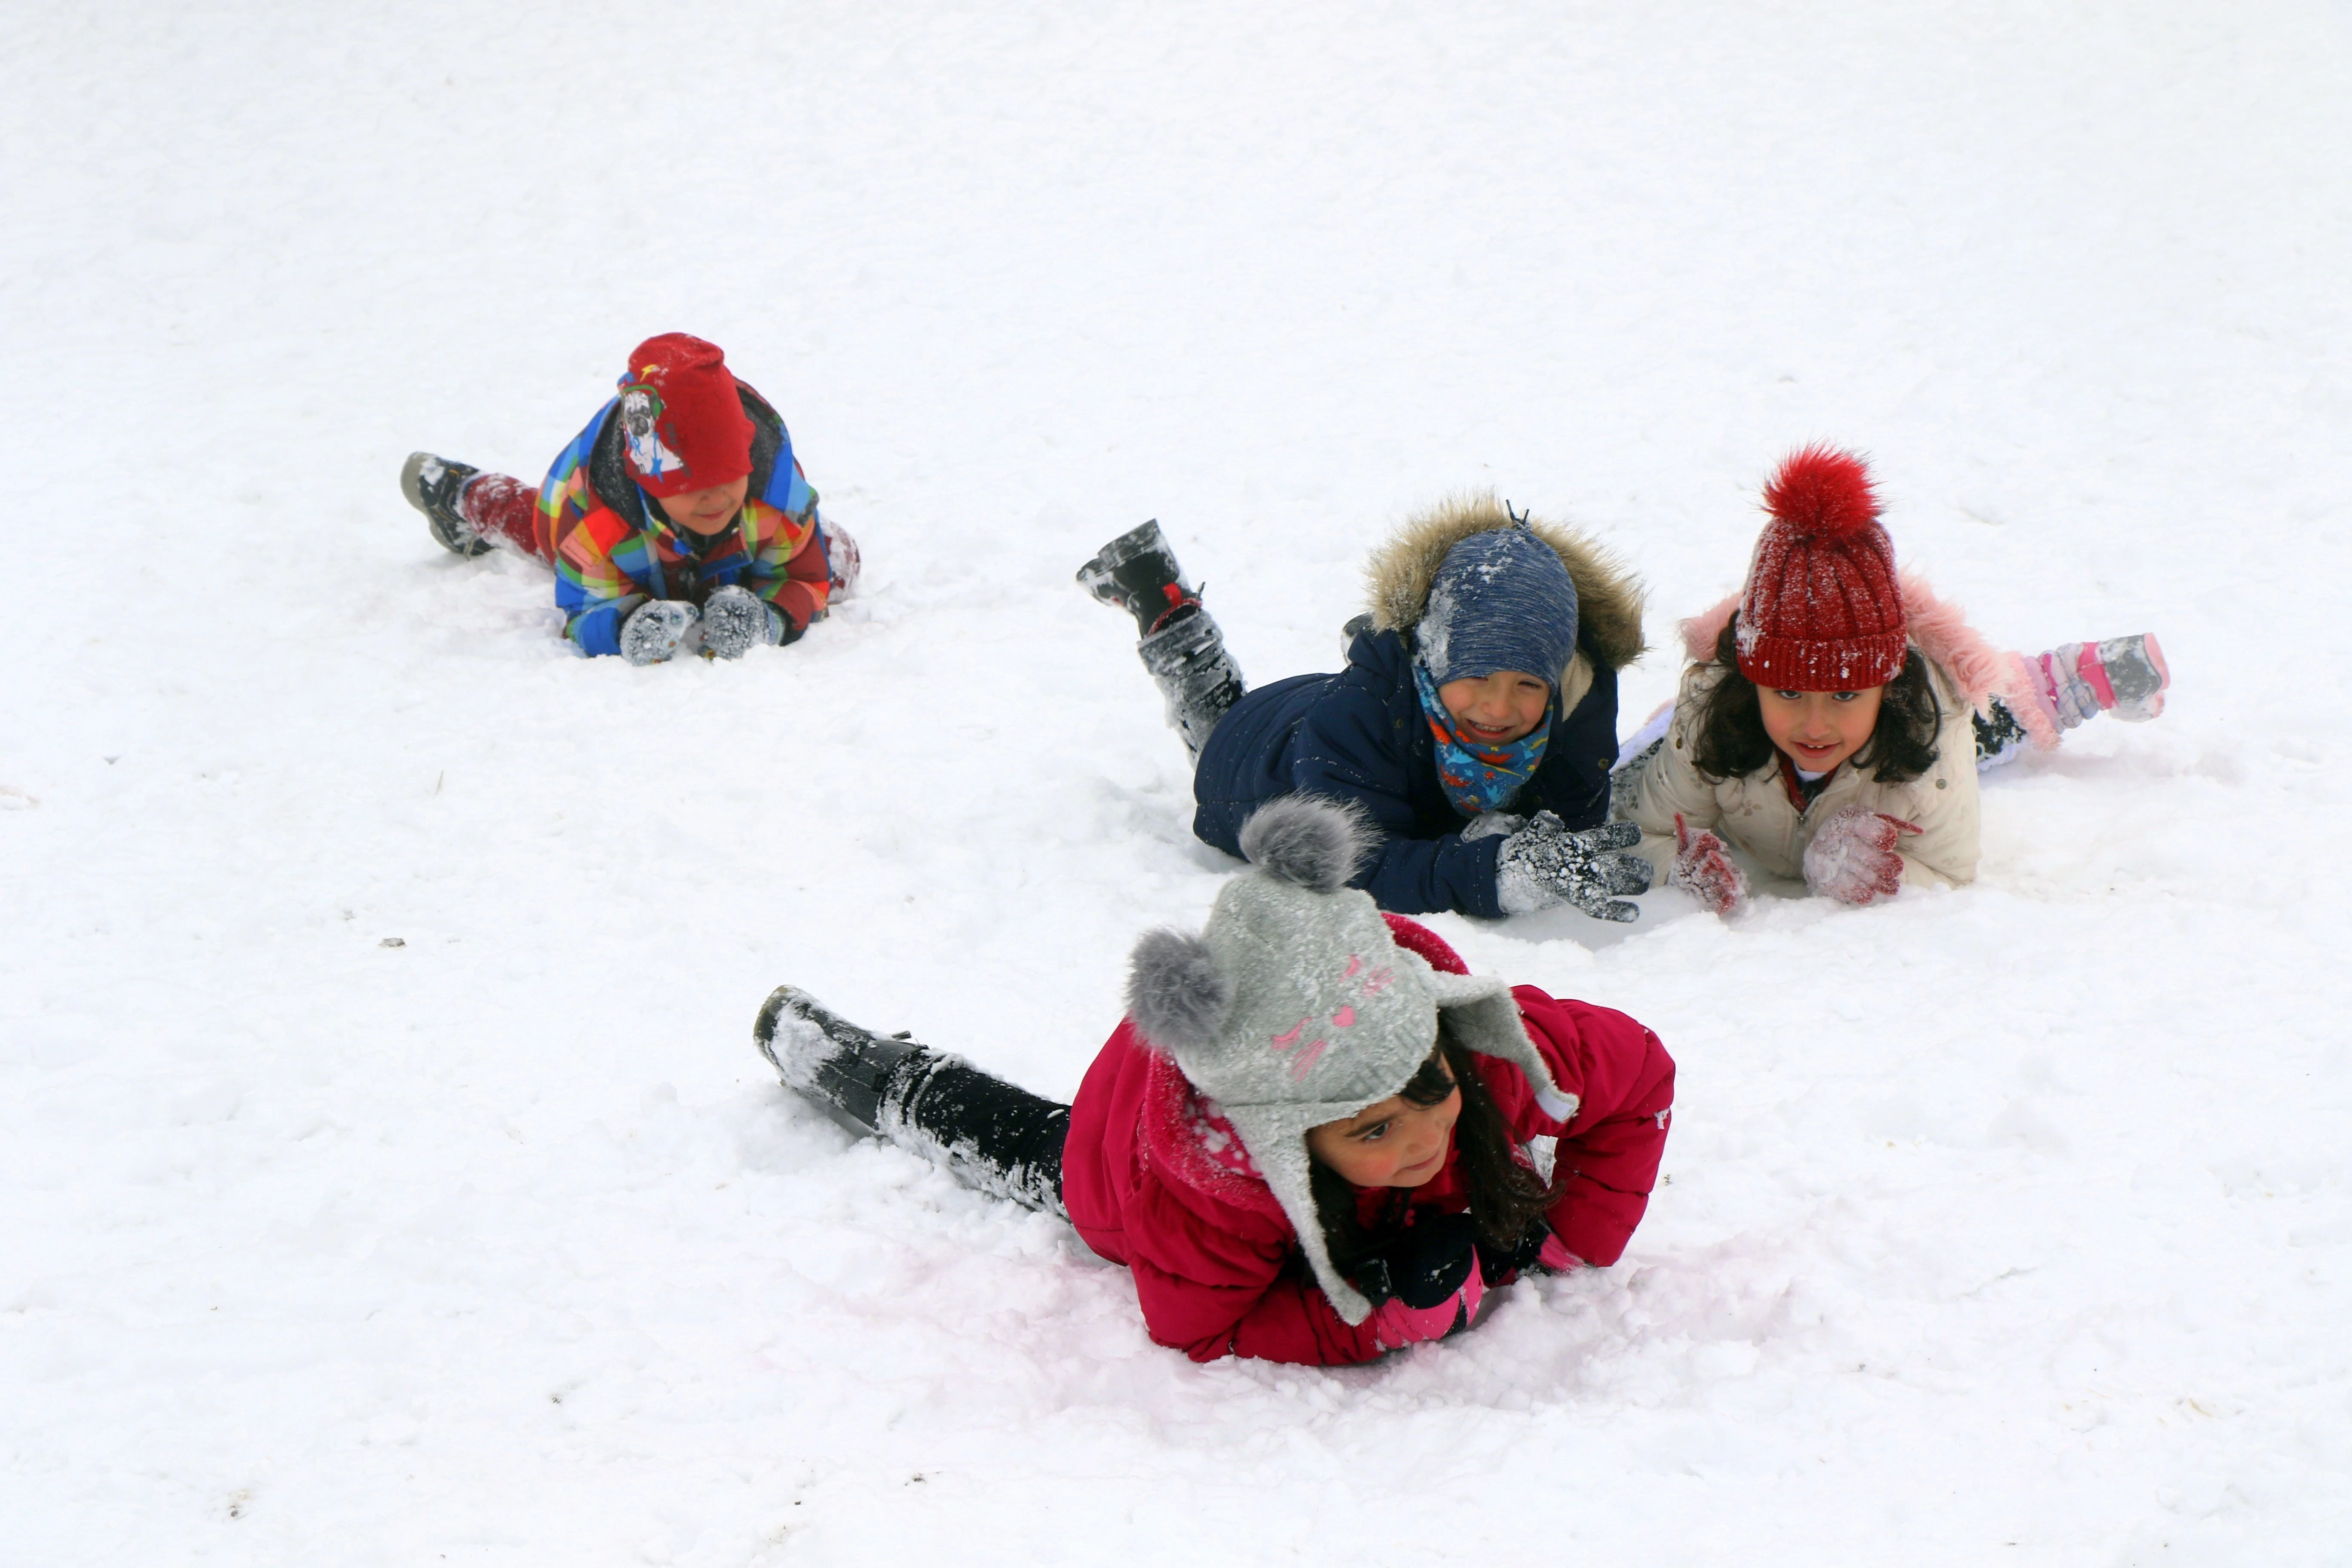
[400,333,857,664]
[756,796,1675,1367]
[1075,499,1654,923]
[1617,446,2171,913]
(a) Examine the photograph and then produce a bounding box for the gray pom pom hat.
[1122,794,1575,1324]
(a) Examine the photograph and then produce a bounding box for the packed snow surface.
[6,2,2351,1562]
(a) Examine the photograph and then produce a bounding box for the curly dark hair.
[1309,1025,1560,1278]
[1686,616,1942,786]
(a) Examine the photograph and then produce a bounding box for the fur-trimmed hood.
[1363,493,1647,674]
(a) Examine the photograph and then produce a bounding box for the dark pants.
[892,1056,1072,1219]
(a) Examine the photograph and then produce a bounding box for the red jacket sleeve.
[1511,987,1675,1267]
[1121,1182,1387,1366]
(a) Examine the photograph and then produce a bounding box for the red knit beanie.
[613,333,756,498]
[1734,445,1908,691]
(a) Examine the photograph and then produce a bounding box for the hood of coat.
[1362,493,1647,674]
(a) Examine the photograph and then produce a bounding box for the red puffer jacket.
[1060,915,1675,1365]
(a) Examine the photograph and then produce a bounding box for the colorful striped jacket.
[537,382,831,656]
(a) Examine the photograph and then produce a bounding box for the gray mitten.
[1494,812,1651,921]
[620,599,701,666]
[699,584,784,660]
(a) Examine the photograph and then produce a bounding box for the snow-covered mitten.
[1495,813,1651,921]
[1671,813,1749,917]
[699,585,784,660]
[2032,634,2171,729]
[619,599,702,666]
[1802,803,1920,906]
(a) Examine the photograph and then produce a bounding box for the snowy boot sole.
[401,451,492,558]
[754,985,930,1139]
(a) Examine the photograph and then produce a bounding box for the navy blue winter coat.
[1192,626,1622,917]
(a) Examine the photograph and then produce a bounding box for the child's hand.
[699,585,785,660]
[1802,804,1921,906]
[1671,813,1749,916]
[619,599,702,666]
[1360,1213,1488,1351]
[1494,813,1653,921]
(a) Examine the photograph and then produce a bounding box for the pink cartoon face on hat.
[1266,953,1398,1082]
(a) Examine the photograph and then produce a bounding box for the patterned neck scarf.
[1410,657,1553,818]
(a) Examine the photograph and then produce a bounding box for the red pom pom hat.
[1734,445,1908,691]
[613,333,756,499]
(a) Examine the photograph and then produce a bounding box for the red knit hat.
[612,333,755,499]
[1734,445,1908,690]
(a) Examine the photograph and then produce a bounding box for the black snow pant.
[888,1054,1073,1220]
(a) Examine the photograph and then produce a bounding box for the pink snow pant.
[456,473,554,563]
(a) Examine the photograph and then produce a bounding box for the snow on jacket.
[1621,573,2045,891]
[1191,496,1647,918]
[1059,913,1675,1366]
[536,381,833,656]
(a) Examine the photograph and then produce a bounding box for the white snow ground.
[6,2,2352,1562]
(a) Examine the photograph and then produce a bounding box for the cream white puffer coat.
[1620,574,2055,893]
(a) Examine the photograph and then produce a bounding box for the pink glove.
[1802,803,1921,906]
[1369,1251,1485,1351]
[1536,1234,1585,1272]
[1671,813,1749,916]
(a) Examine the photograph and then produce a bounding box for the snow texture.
[7,2,2352,1564]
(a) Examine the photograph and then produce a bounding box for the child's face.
[1308,1079,1463,1189]
[1438,669,1552,746]
[1757,684,1885,774]
[656,475,752,536]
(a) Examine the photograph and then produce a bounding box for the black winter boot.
[755,985,932,1138]
[754,986,1071,1216]
[1076,519,1199,634]
[401,452,491,557]
[1138,604,1246,761]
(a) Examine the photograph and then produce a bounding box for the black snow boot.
[401,451,491,557]
[755,986,1071,1216]
[1078,520,1246,760]
[1138,603,1246,761]
[1076,518,1200,635]
[755,985,932,1138]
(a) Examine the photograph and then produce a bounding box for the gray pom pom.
[1125,928,1231,1054]
[1237,795,1373,893]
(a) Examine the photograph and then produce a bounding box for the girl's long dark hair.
[1687,616,1942,786]
[1310,1026,1561,1277]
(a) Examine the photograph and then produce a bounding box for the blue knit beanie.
[1416,524,1580,687]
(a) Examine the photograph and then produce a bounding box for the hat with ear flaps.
[1122,794,1572,1326]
